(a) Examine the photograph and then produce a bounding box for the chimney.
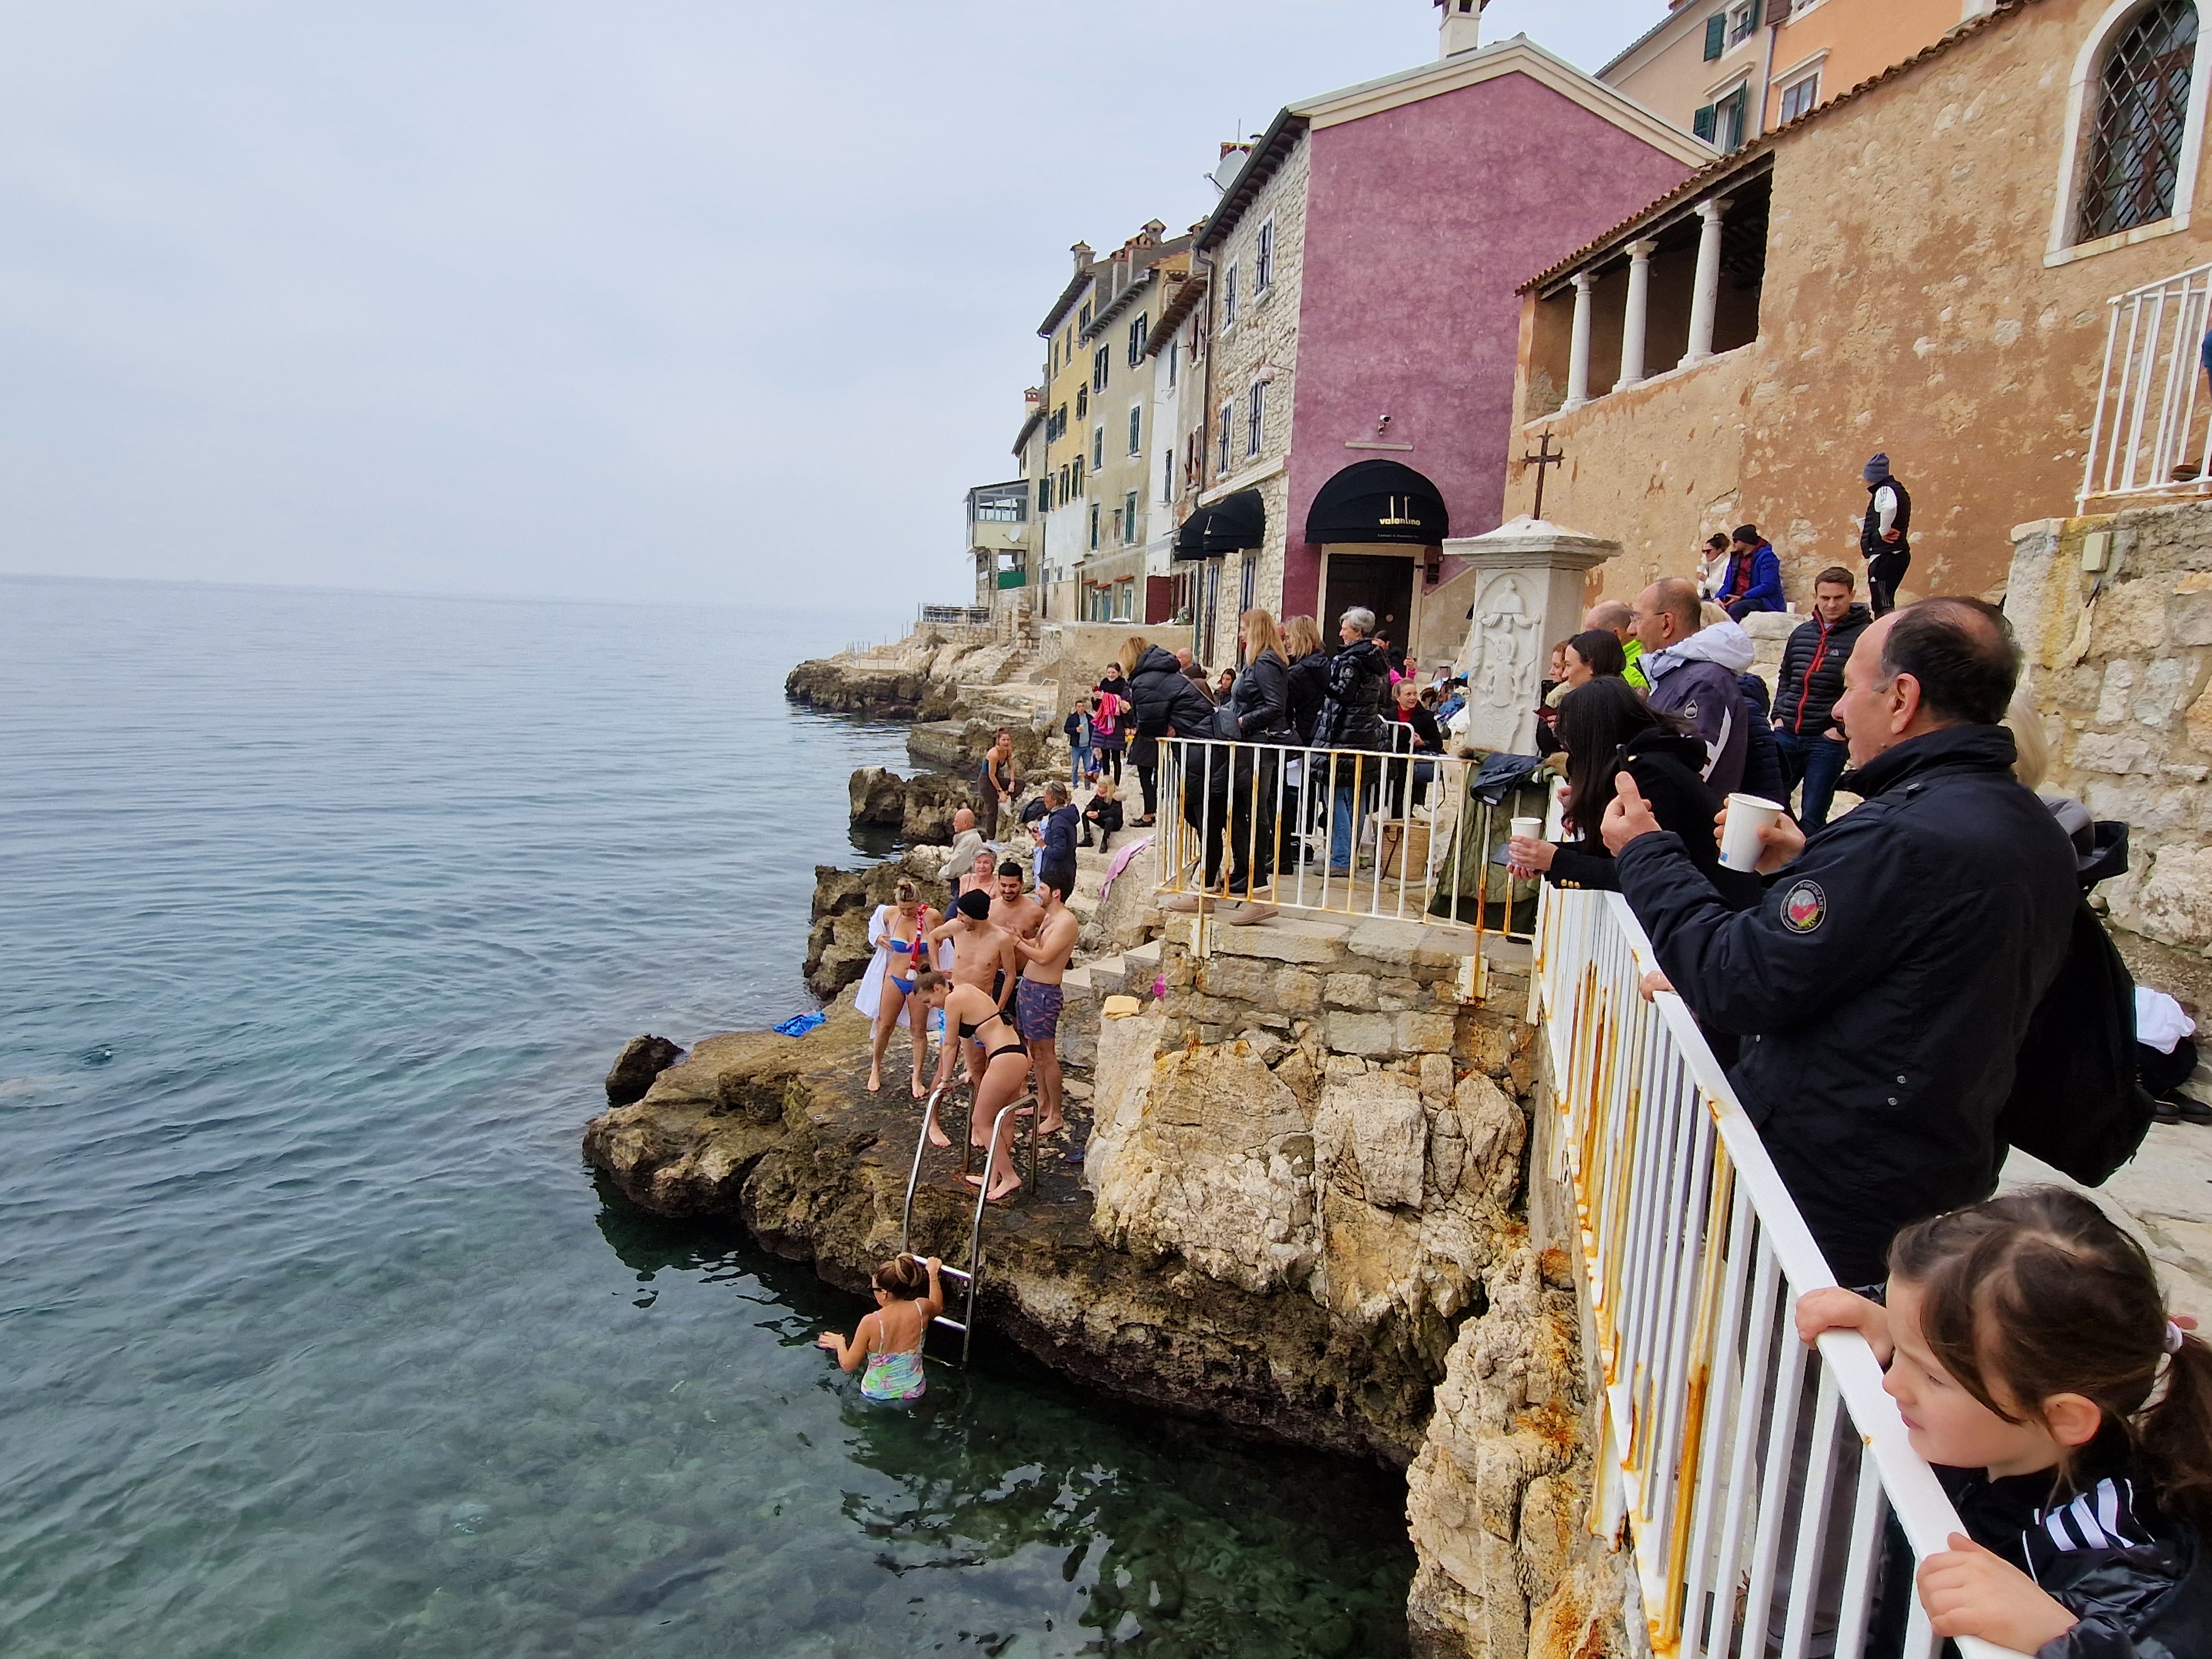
[1437,0,1484,56]
[1071,240,1093,271]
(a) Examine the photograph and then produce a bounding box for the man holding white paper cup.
[1595,599,2077,1288]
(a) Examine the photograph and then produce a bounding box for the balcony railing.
[1153,734,1548,937]
[1532,885,2028,1659]
[2081,259,2212,504]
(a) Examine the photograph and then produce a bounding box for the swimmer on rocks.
[926,890,1021,1132]
[1008,867,1077,1135]
[919,966,1030,1204]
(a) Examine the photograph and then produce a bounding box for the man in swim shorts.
[928,888,1021,1083]
[1010,867,1078,1135]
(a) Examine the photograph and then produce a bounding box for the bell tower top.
[1435,0,1484,57]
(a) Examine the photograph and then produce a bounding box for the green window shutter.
[1693,103,1718,141]
[1703,13,1726,58]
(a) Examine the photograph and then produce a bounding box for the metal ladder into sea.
[896,1080,1041,1366]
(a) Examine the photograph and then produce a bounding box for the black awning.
[1305,460,1448,546]
[1173,489,1266,560]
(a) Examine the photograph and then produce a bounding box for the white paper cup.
[1718,794,1786,872]
[1510,816,1544,842]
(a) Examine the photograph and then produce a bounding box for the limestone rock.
[848,766,907,827]
[604,1034,684,1107]
[2132,842,2212,948]
[1317,1068,1427,1209]
[898,771,973,844]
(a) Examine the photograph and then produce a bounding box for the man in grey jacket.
[937,807,989,882]
[1633,577,1750,796]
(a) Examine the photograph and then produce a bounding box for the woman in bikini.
[915,968,1030,1203]
[860,881,935,1097]
[815,1252,943,1404]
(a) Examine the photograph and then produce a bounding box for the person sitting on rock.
[1081,775,1123,852]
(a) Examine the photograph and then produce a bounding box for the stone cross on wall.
[1445,519,1621,753]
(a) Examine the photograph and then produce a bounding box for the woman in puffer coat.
[1212,611,1293,894]
[1309,607,1392,875]
[1121,638,1217,829]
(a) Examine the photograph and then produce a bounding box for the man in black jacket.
[1599,598,2077,1287]
[1861,453,1911,617]
[1771,566,1872,831]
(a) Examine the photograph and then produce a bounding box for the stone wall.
[2008,503,2212,948]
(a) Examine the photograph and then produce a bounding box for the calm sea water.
[0,576,1411,1659]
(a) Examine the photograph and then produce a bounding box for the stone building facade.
[1503,0,2212,608]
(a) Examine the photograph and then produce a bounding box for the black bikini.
[956,1009,1026,1065]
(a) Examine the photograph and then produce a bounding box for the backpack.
[1995,899,2153,1186]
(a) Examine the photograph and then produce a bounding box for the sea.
[0,575,1412,1659]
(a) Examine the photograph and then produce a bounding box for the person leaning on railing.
[1123,633,1220,842]
[1595,598,2079,1291]
[1212,610,1292,895]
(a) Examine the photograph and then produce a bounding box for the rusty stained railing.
[1153,733,1540,938]
[1530,885,2028,1659]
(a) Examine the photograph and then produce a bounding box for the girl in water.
[1796,1187,2212,1655]
[816,1253,943,1404]
[858,881,935,1097]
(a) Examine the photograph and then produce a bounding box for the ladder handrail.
[900,1081,958,1249]
[896,1078,1041,1366]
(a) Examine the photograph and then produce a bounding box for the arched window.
[2079,0,2200,240]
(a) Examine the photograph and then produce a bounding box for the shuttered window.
[1703,13,1726,58]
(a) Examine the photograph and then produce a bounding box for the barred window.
[2079,0,2199,241]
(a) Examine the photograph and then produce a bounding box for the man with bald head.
[1598,598,2077,1287]
[1583,599,1646,688]
[1633,578,1750,795]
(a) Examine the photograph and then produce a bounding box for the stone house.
[1177,11,1710,673]
[1600,0,1972,147]
[1502,0,2212,607]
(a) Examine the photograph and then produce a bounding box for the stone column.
[1618,238,1657,390]
[1443,520,1621,753]
[1680,199,1729,369]
[1563,272,1596,411]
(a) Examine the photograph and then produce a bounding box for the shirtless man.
[990,859,1045,952]
[1009,868,1078,1135]
[926,889,1022,1131]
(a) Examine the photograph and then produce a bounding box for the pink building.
[1176,10,1709,670]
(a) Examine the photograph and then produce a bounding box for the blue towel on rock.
[772,1011,827,1038]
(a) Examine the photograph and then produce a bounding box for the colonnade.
[1561,195,1731,412]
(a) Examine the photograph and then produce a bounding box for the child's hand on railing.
[1794,1286,1893,1363]
[1917,1534,2078,1653]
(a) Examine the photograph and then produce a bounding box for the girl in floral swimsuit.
[816,1253,943,1404]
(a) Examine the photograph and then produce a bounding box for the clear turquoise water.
[0,576,1412,1658]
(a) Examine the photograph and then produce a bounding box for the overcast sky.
[0,1,1658,613]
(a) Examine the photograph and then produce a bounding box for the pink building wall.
[1284,74,1695,618]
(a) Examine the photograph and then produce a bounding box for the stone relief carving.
[1465,574,1541,716]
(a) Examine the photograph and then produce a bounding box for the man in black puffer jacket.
[1311,607,1392,875]
[1771,566,1872,831]
[1128,640,1227,856]
[1600,599,2077,1288]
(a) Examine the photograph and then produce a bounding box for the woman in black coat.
[1310,608,1392,876]
[1123,639,1217,828]
[1214,612,1293,893]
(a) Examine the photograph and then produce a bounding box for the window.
[2079,0,2200,242]
[1166,337,1178,389]
[1046,405,1066,443]
[1703,11,1726,58]
[1072,456,1083,497]
[1255,217,1276,291]
[1696,84,1750,149]
[1222,263,1240,325]
[1128,405,1141,455]
[1089,502,1100,550]
[1092,425,1104,470]
[1078,301,1092,333]
[1114,578,1135,621]
[1058,465,1069,502]
[1246,378,1265,458]
[1124,491,1139,544]
[1218,401,1233,474]
[1092,345,1110,393]
[1127,313,1149,367]
[1112,504,1123,543]
[1162,448,1175,502]
[1778,72,1819,124]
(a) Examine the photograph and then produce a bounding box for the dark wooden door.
[1322,554,1415,655]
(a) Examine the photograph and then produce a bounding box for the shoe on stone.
[2153,1097,2183,1124]
[2169,1092,2212,1125]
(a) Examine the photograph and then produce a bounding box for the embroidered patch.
[1782,880,1827,935]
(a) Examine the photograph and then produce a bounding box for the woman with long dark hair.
[1506,677,1756,901]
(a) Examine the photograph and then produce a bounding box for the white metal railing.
[1153,733,1547,936]
[2081,259,2212,504]
[1532,885,2028,1659]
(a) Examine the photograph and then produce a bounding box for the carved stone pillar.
[1444,519,1620,753]
[1680,198,1729,369]
[1564,272,1596,411]
[1618,238,1657,390]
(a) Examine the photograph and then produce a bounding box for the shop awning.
[1305,460,1448,546]
[1173,489,1266,560]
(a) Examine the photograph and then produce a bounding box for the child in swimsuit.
[816,1253,943,1404]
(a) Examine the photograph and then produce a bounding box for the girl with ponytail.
[1797,1186,2212,1656]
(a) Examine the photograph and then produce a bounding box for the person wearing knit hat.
[1860,453,1912,617]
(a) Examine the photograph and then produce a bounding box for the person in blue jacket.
[1717,523,1785,621]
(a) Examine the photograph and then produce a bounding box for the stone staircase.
[1057,938,1166,1070]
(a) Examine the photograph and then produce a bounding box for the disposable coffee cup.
[1718,794,1786,872]
[1510,816,1544,843]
